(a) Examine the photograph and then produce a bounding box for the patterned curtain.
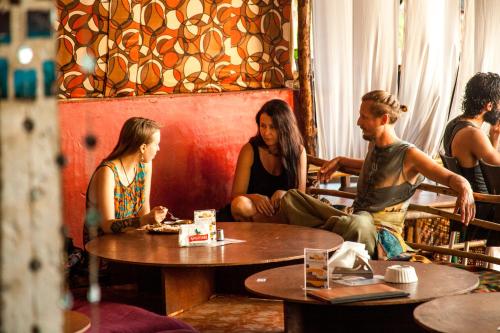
[56,0,292,98]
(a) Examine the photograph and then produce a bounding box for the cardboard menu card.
[194,209,216,242]
[304,248,329,289]
[307,283,409,305]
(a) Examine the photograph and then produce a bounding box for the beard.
[484,109,500,125]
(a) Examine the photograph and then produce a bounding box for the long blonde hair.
[104,117,161,162]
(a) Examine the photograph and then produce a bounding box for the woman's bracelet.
[110,216,141,233]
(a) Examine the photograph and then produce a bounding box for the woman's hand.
[143,206,168,225]
[251,194,275,216]
[270,190,287,210]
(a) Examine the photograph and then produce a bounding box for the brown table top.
[64,310,90,333]
[85,222,343,267]
[414,293,500,333]
[245,261,479,306]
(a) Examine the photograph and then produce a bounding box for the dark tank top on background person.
[442,116,488,193]
[246,141,291,198]
[442,116,498,245]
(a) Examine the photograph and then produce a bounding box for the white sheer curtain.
[313,0,398,159]
[396,0,460,156]
[449,0,500,121]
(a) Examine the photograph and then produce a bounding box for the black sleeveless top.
[442,116,488,193]
[443,116,498,244]
[246,141,291,197]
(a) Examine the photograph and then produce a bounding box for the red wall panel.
[59,89,294,246]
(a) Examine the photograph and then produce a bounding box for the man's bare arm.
[405,148,475,225]
[489,121,500,150]
[318,156,364,182]
[471,127,500,165]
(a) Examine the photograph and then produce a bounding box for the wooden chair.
[440,155,500,264]
[440,153,476,264]
[479,159,500,195]
[306,154,500,266]
[479,159,500,222]
[479,159,500,267]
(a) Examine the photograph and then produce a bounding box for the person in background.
[443,72,500,215]
[84,117,168,243]
[223,99,307,222]
[279,90,475,258]
[442,72,500,259]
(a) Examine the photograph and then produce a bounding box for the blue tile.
[0,58,7,99]
[42,60,55,96]
[0,11,11,44]
[14,69,37,99]
[27,10,51,38]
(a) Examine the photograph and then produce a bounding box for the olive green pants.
[279,189,378,256]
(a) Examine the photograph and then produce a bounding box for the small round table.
[245,262,479,333]
[86,222,343,314]
[414,293,500,332]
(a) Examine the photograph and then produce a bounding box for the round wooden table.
[414,293,500,332]
[245,262,479,333]
[86,222,343,314]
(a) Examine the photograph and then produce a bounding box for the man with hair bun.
[279,90,475,258]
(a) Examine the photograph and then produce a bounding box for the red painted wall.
[60,89,294,247]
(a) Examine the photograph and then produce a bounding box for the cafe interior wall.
[0,1,63,332]
[55,0,295,246]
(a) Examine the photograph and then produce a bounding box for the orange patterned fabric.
[56,0,292,98]
[57,0,109,98]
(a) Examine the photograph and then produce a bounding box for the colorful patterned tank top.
[83,161,146,244]
[101,161,146,219]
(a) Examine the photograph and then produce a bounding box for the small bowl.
[384,265,418,283]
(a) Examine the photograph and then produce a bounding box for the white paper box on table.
[178,224,211,247]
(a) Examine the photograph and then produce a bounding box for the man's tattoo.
[110,217,141,233]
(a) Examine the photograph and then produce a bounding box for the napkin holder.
[331,255,374,278]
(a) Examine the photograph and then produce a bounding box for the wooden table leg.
[284,302,304,333]
[162,267,215,315]
[284,301,422,333]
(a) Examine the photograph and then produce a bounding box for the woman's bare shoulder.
[92,163,115,186]
[236,142,254,166]
[239,142,254,156]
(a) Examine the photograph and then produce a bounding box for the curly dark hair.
[462,72,500,117]
[250,99,303,188]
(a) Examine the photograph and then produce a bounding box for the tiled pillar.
[0,1,62,332]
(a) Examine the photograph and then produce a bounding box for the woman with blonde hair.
[84,117,167,242]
